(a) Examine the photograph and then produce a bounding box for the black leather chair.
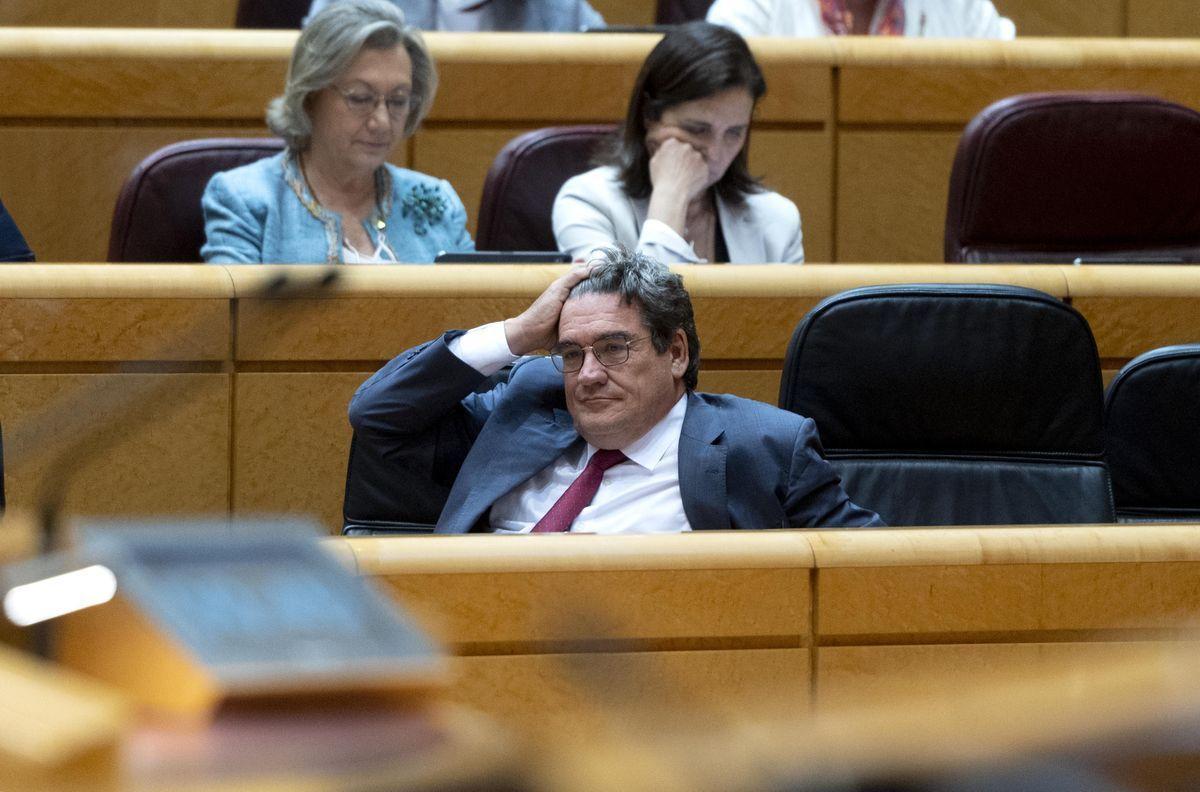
[945,92,1200,263]
[235,0,309,28]
[779,284,1114,526]
[1104,345,1200,522]
[108,138,285,262]
[475,125,614,251]
[656,0,714,24]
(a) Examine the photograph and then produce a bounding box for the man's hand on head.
[503,262,594,356]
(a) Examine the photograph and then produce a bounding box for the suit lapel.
[678,393,731,531]
[441,407,578,533]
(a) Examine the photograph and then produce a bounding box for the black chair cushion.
[945,92,1200,263]
[834,458,1115,527]
[780,284,1105,456]
[1105,344,1200,518]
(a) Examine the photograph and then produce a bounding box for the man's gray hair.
[569,247,702,390]
[266,0,437,151]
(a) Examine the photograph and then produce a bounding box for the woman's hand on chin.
[646,137,709,235]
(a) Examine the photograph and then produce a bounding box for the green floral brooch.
[401,184,447,235]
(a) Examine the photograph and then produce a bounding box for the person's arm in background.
[0,198,35,262]
[958,0,1016,39]
[200,172,266,264]
[553,172,704,264]
[705,0,774,37]
[576,0,605,29]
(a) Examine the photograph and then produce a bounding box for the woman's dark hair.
[603,21,767,205]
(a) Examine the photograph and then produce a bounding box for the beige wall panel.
[818,562,1200,639]
[232,372,367,533]
[1128,0,1200,37]
[456,649,810,739]
[381,567,810,646]
[836,131,960,263]
[696,369,781,403]
[816,641,1187,709]
[839,68,1200,124]
[0,126,271,263]
[992,1,1124,36]
[410,126,538,236]
[434,59,639,123]
[431,56,827,124]
[236,296,531,360]
[0,373,229,515]
[0,298,227,362]
[452,648,810,742]
[0,0,237,27]
[0,59,283,121]
[750,130,833,263]
[1073,297,1200,360]
[692,296,819,358]
[589,0,657,26]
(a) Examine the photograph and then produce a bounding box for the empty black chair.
[235,0,309,28]
[779,284,1114,526]
[1104,345,1200,521]
[945,92,1200,263]
[476,125,614,251]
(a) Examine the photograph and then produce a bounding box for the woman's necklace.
[299,155,386,234]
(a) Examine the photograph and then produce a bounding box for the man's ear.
[669,328,689,378]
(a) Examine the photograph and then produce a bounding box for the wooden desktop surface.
[339,526,1200,738]
[4,31,1200,264]
[1,263,1197,530]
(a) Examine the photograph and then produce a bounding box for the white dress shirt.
[447,322,694,534]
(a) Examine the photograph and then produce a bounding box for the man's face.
[555,293,689,450]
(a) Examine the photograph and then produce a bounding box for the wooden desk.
[2,263,1197,529]
[341,525,1200,736]
[4,32,1200,264]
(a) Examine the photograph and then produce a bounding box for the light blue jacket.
[201,151,474,264]
[305,0,604,30]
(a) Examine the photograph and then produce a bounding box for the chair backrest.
[108,138,285,263]
[475,125,615,251]
[655,0,714,23]
[341,433,442,535]
[1104,345,1200,522]
[945,92,1200,263]
[235,0,309,28]
[779,284,1113,526]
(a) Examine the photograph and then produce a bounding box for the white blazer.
[552,166,804,265]
[706,0,1015,39]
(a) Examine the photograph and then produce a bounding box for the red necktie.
[530,448,628,533]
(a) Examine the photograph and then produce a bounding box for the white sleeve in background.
[970,0,1017,39]
[705,0,775,36]
[446,321,518,376]
[637,218,703,264]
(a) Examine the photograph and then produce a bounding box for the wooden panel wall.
[2,264,1197,531]
[5,32,1200,266]
[342,526,1200,734]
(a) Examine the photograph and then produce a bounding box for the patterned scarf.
[819,0,906,36]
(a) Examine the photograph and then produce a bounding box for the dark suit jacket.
[349,333,883,532]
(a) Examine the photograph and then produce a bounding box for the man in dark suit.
[349,247,882,533]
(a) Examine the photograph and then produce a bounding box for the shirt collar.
[585,393,688,472]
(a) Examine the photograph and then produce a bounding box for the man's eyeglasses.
[550,336,649,373]
[332,86,410,121]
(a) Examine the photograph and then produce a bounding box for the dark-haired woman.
[552,21,802,264]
